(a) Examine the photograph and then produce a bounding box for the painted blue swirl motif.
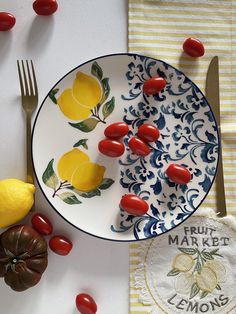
[111,54,219,240]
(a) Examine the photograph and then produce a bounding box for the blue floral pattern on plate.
[111,54,219,240]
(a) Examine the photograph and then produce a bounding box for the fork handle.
[26,112,34,184]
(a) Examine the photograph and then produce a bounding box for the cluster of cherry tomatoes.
[0,1,58,32]
[98,72,193,217]
[31,213,97,313]
[31,213,72,256]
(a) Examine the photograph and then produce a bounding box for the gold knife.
[206,56,227,217]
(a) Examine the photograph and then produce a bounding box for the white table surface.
[0,1,129,313]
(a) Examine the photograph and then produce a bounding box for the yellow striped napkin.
[128,0,236,312]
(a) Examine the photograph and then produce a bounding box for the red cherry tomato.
[143,77,166,95]
[98,139,125,157]
[33,0,58,16]
[137,124,160,143]
[183,37,205,57]
[166,164,191,185]
[31,213,53,235]
[120,194,149,216]
[49,235,72,256]
[128,136,151,156]
[0,12,16,31]
[104,122,129,139]
[76,293,97,314]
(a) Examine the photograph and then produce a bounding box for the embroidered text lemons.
[57,71,102,120]
[195,266,218,292]
[172,253,194,272]
[0,179,35,228]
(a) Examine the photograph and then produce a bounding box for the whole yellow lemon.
[0,179,35,228]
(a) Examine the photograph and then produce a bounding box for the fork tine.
[26,60,34,96]
[30,60,38,96]
[21,60,29,96]
[17,60,24,96]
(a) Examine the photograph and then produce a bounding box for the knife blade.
[206,56,227,217]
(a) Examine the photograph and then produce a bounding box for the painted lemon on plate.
[57,72,102,121]
[172,253,194,272]
[0,179,35,228]
[57,148,105,192]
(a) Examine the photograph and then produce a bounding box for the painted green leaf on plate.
[42,159,59,190]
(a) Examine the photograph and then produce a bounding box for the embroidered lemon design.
[57,148,105,192]
[0,179,35,228]
[57,72,102,120]
[172,253,194,272]
[206,260,226,283]
[195,266,218,293]
[175,272,195,295]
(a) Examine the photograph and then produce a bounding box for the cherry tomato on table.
[143,77,166,95]
[49,235,72,256]
[0,12,16,31]
[76,293,97,314]
[183,37,205,57]
[33,0,58,16]
[120,194,149,216]
[104,122,129,139]
[166,164,191,185]
[128,136,151,156]
[98,139,125,157]
[31,213,53,235]
[137,124,160,143]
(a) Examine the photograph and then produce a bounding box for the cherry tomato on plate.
[120,194,149,216]
[31,213,53,235]
[104,122,129,139]
[98,139,125,157]
[128,136,151,156]
[76,293,97,314]
[33,0,58,16]
[137,124,160,143]
[183,37,205,57]
[166,164,191,185]
[143,77,166,95]
[49,235,72,256]
[0,12,16,31]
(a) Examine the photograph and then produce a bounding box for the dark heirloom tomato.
[33,0,58,16]
[166,164,191,185]
[49,235,72,256]
[183,37,205,57]
[0,12,16,31]
[104,122,129,139]
[128,136,151,156]
[137,124,160,143]
[76,293,97,314]
[98,139,125,157]
[0,225,48,292]
[143,77,166,95]
[120,194,149,216]
[31,213,53,235]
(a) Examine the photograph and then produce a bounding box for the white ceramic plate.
[32,53,219,242]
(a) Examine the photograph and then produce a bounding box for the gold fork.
[17,60,38,209]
